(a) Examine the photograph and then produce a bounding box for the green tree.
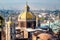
[40,17,45,20]
[0,16,4,27]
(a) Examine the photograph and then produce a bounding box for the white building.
[5,17,16,40]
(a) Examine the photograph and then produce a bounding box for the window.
[20,22,25,27]
[11,36,12,39]
[27,22,31,28]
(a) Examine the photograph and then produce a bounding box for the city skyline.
[0,0,60,10]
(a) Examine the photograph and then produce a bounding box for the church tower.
[18,2,36,29]
[5,17,15,40]
[16,2,36,39]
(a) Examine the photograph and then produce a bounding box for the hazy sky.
[0,0,60,10]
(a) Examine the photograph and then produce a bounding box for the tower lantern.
[24,2,30,12]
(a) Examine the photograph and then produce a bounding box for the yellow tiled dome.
[18,3,35,20]
[18,11,35,19]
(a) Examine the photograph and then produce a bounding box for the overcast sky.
[0,0,60,10]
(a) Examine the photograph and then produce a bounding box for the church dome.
[18,12,35,19]
[18,3,35,20]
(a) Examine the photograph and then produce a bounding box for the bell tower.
[5,17,16,40]
[18,2,36,29]
[17,2,36,39]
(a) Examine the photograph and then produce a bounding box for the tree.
[0,16,4,27]
[39,17,45,21]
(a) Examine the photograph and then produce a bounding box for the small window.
[11,36,12,39]
[37,37,40,40]
[27,22,31,28]
[20,22,25,27]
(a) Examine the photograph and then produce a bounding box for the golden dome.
[18,11,35,20]
[18,3,35,20]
